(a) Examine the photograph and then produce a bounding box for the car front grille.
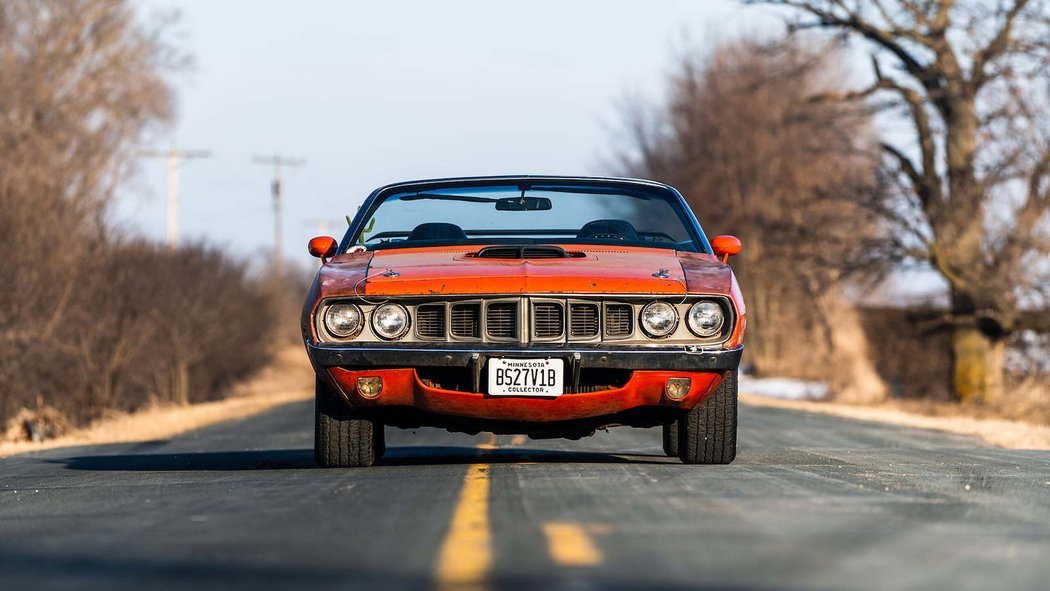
[485,302,518,339]
[604,304,633,337]
[450,303,481,338]
[416,304,445,338]
[377,296,727,344]
[533,302,564,339]
[569,303,600,338]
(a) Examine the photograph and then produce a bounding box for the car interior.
[362,219,692,252]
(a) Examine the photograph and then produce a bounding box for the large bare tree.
[0,2,277,437]
[747,0,1050,403]
[612,39,886,397]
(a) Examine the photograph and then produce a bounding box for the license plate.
[487,358,564,397]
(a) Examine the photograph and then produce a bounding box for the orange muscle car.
[302,176,745,467]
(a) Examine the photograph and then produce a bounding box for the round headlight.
[324,303,363,338]
[372,303,409,339]
[640,302,678,337]
[687,301,725,337]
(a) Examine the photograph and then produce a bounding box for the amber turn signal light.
[356,377,383,399]
[665,378,692,400]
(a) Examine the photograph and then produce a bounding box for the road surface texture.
[1,399,1048,590]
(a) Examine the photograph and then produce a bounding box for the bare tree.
[745,0,1050,403]
[0,2,278,437]
[612,39,886,397]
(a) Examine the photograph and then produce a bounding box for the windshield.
[351,182,702,252]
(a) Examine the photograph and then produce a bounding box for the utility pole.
[140,147,210,251]
[253,154,305,282]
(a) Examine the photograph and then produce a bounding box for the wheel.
[662,423,678,456]
[315,377,381,468]
[678,371,737,464]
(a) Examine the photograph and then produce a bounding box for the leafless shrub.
[1,240,277,437]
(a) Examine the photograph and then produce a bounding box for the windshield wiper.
[400,193,500,204]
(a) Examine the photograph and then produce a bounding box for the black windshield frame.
[339,176,713,254]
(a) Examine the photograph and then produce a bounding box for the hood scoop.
[468,245,585,260]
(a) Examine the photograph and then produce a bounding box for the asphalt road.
[1,399,1048,591]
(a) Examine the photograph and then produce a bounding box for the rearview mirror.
[308,236,338,261]
[495,196,552,211]
[711,235,741,263]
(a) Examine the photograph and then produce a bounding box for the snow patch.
[739,375,829,401]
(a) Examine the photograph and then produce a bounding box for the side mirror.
[711,235,741,264]
[308,236,338,262]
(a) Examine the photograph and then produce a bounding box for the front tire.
[678,371,737,465]
[315,378,381,468]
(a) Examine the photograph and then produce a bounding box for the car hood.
[317,246,732,298]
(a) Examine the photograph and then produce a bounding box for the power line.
[139,147,210,251]
[252,154,305,281]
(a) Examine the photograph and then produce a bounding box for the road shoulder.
[0,346,313,457]
[741,392,1050,450]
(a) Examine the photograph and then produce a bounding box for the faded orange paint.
[327,367,724,423]
[319,245,731,297]
[309,244,747,346]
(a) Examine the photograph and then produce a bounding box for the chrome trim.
[314,294,736,347]
[483,298,520,343]
[602,302,635,341]
[567,299,602,343]
[413,302,447,341]
[530,297,566,342]
[448,300,483,341]
[307,342,745,372]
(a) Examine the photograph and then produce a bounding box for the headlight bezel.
[322,303,364,339]
[371,302,411,340]
[686,300,726,338]
[639,301,679,338]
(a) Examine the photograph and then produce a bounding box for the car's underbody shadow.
[50,446,676,471]
[381,446,674,466]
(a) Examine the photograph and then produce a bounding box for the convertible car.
[302,176,745,467]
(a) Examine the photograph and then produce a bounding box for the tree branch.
[749,0,936,87]
[971,0,1032,88]
[881,142,933,206]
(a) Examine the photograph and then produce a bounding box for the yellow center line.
[541,522,605,567]
[433,437,495,591]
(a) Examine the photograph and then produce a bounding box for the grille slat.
[533,302,564,339]
[486,302,518,339]
[569,303,600,338]
[450,304,481,338]
[604,304,633,337]
[416,304,446,338]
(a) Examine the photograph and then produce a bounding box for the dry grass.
[741,392,1050,450]
[5,343,1045,455]
[0,346,313,457]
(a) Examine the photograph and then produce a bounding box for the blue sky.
[115,0,784,272]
